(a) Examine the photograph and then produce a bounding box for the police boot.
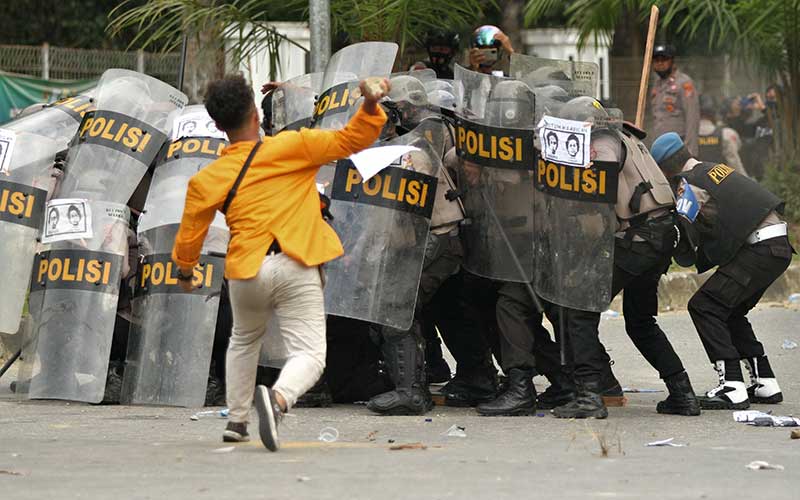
[536,370,576,410]
[656,371,701,416]
[553,377,608,419]
[743,356,782,404]
[367,331,433,415]
[475,368,536,416]
[697,360,750,410]
[443,360,498,407]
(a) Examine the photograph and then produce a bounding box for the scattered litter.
[10,453,20,458]
[387,439,395,444]
[190,408,229,421]
[536,413,545,417]
[646,438,686,447]
[211,446,235,454]
[623,387,664,393]
[788,293,800,304]
[746,461,784,471]
[366,431,378,441]
[733,410,800,427]
[782,339,798,350]
[600,310,620,319]
[424,418,433,422]
[0,470,24,476]
[790,429,800,440]
[297,476,311,482]
[389,442,427,451]
[318,427,339,443]
[442,425,467,438]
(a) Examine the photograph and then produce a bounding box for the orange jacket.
[172,105,386,279]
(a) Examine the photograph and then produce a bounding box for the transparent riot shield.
[312,42,398,131]
[21,69,186,403]
[273,73,324,133]
[533,105,622,313]
[0,93,96,334]
[453,64,537,282]
[121,108,228,407]
[323,126,439,329]
[510,54,599,98]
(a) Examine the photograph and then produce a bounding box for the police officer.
[650,44,700,156]
[423,30,460,79]
[552,98,702,419]
[651,132,791,410]
[366,76,465,415]
[468,25,515,76]
[697,95,748,176]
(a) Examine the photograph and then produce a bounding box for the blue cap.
[650,132,684,164]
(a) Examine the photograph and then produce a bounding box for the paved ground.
[1,306,799,499]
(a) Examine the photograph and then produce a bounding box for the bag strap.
[222,141,261,215]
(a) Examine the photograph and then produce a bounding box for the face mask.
[656,67,672,79]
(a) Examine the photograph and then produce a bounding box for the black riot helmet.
[425,30,460,77]
[485,80,535,128]
[653,44,676,59]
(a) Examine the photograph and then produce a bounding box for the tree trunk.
[499,0,525,54]
[611,4,643,57]
[183,28,225,104]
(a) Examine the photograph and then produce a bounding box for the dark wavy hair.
[204,74,255,132]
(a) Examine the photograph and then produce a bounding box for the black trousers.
[569,240,685,380]
[424,269,501,376]
[495,283,561,376]
[688,236,792,361]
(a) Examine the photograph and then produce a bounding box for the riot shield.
[323,125,440,329]
[510,54,599,98]
[21,69,186,403]
[121,106,228,407]
[312,42,398,131]
[453,64,537,282]
[273,73,324,133]
[0,92,96,334]
[533,99,621,313]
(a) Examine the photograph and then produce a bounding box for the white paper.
[349,145,420,182]
[316,183,326,195]
[42,199,93,243]
[733,410,771,423]
[0,128,17,173]
[645,438,686,447]
[537,115,592,168]
[172,111,227,141]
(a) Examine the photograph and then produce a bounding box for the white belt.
[746,222,787,245]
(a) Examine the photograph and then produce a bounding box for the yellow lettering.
[201,140,216,156]
[151,262,164,286]
[79,117,94,136]
[184,139,200,154]
[140,263,151,288]
[76,258,85,282]
[137,131,152,152]
[420,182,429,207]
[167,141,182,158]
[24,193,35,218]
[62,258,76,281]
[113,122,129,142]
[37,259,48,283]
[406,181,421,205]
[345,168,362,193]
[123,127,141,148]
[582,169,598,194]
[101,261,111,285]
[381,175,397,200]
[205,264,214,288]
[85,260,102,283]
[164,262,178,285]
[89,117,105,137]
[8,192,25,216]
[363,176,381,196]
[498,137,514,161]
[47,258,62,282]
[100,119,116,140]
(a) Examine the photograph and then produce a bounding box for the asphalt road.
[1,306,799,499]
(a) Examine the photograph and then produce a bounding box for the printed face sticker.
[172,111,227,141]
[537,115,591,168]
[42,198,93,243]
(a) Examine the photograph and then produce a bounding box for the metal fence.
[0,44,180,85]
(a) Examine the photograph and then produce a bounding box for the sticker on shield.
[0,128,17,173]
[172,111,227,141]
[42,198,93,243]
[537,115,591,168]
[676,179,700,222]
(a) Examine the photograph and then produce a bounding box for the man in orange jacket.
[172,74,388,451]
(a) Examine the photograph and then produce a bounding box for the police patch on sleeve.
[675,179,699,222]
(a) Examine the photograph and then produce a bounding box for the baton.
[477,188,544,314]
[0,349,21,380]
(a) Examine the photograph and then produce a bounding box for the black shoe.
[222,421,249,443]
[697,361,750,410]
[205,376,226,407]
[427,357,452,384]
[476,368,536,416]
[254,385,282,452]
[656,371,701,416]
[553,378,608,419]
[537,371,576,410]
[443,371,498,407]
[367,387,434,415]
[294,379,333,408]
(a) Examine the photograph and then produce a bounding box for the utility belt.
[266,240,282,256]
[746,222,788,245]
[616,210,677,254]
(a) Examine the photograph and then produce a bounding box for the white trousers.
[225,253,326,422]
